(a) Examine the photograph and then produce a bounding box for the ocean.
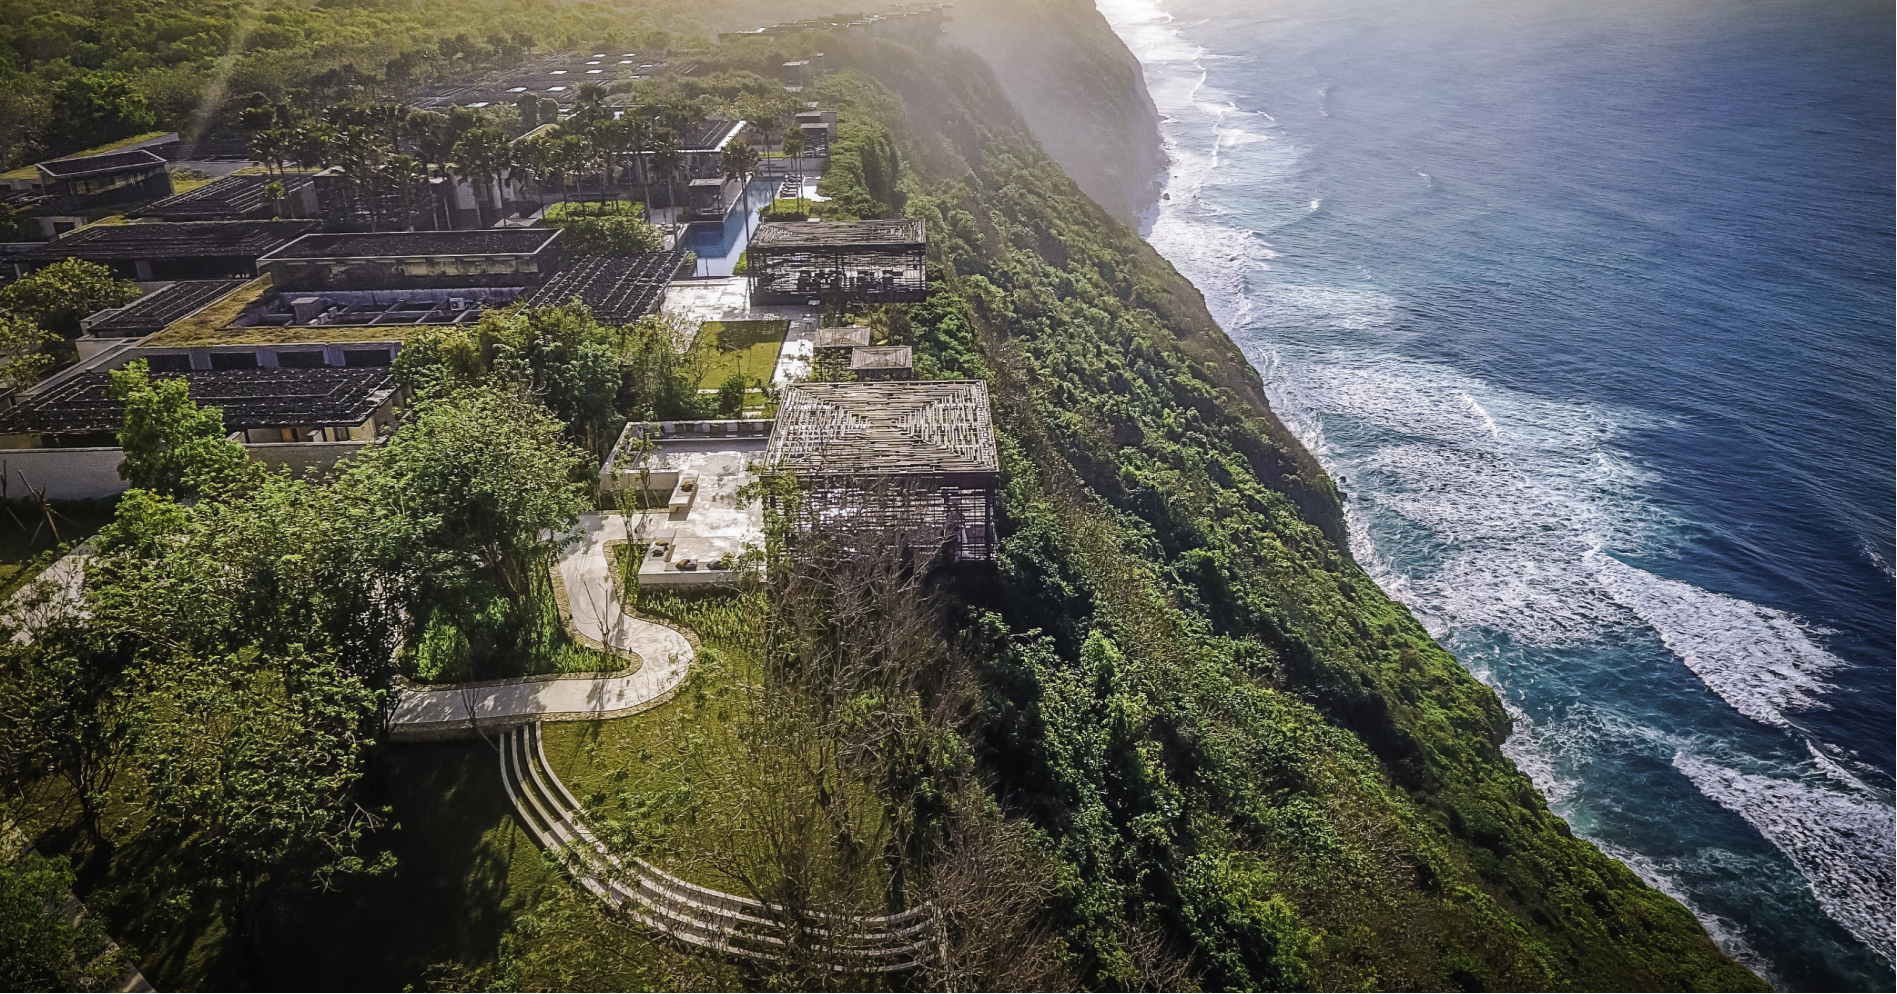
[1092,0,1895,987]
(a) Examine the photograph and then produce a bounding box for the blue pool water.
[680,178,777,276]
[1095,0,1894,987]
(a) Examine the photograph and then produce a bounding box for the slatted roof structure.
[850,345,914,381]
[764,380,998,561]
[13,220,317,264]
[746,219,927,304]
[0,366,397,439]
[811,326,872,350]
[138,173,313,221]
[82,280,248,338]
[527,250,682,324]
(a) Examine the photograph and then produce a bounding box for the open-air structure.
[850,345,914,381]
[763,379,998,562]
[746,219,927,304]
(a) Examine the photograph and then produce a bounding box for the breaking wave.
[1598,558,1846,729]
[1675,754,1896,962]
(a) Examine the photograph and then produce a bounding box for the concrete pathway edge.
[387,521,699,740]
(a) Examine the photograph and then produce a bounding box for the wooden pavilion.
[762,379,998,562]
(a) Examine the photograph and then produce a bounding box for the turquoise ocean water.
[1095,0,1894,986]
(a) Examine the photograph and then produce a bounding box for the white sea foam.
[1596,557,1844,729]
[1098,0,1888,970]
[1674,753,1896,962]
[1861,540,1895,580]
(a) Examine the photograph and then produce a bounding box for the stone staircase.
[498,722,940,972]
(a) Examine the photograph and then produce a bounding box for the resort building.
[528,251,687,323]
[763,379,999,562]
[38,149,174,214]
[0,363,400,448]
[257,229,567,291]
[76,279,251,359]
[745,219,927,303]
[7,220,317,281]
[136,173,317,222]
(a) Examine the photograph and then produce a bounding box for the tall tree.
[133,646,385,981]
[0,260,140,338]
[108,360,261,500]
[43,72,155,156]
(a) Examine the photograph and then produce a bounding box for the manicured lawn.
[695,320,788,387]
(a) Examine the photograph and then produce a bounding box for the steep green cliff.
[946,0,1167,225]
[813,29,1766,991]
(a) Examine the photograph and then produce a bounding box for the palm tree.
[650,137,683,228]
[407,111,453,228]
[625,113,655,218]
[722,142,760,234]
[386,154,424,229]
[452,128,510,225]
[572,83,609,129]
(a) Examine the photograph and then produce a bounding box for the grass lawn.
[695,320,787,388]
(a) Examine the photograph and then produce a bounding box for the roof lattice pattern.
[765,380,997,477]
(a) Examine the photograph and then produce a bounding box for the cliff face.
[806,29,1764,990]
[945,0,1166,226]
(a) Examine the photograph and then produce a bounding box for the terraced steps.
[498,722,940,972]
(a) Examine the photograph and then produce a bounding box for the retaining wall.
[0,440,369,499]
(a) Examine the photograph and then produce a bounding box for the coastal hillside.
[948,0,1167,225]
[0,2,1771,991]
[815,29,1766,991]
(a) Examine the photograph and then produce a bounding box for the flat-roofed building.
[76,279,250,358]
[528,251,685,323]
[0,365,400,448]
[136,173,316,221]
[8,219,317,281]
[37,149,173,213]
[763,379,998,562]
[258,228,566,291]
[746,219,926,304]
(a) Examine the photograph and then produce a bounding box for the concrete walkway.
[387,516,696,738]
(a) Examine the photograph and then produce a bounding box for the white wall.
[0,441,370,499]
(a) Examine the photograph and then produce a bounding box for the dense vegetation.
[0,2,1765,991]
[0,0,855,165]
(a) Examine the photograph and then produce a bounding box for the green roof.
[1,132,177,183]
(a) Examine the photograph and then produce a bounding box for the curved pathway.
[388,515,695,739]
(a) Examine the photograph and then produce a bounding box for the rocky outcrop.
[946,0,1166,226]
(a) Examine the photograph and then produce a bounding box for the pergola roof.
[261,228,560,261]
[85,280,249,338]
[749,219,926,251]
[850,345,913,371]
[528,251,682,324]
[765,380,997,477]
[812,326,872,349]
[139,173,313,220]
[16,220,316,263]
[0,366,396,435]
